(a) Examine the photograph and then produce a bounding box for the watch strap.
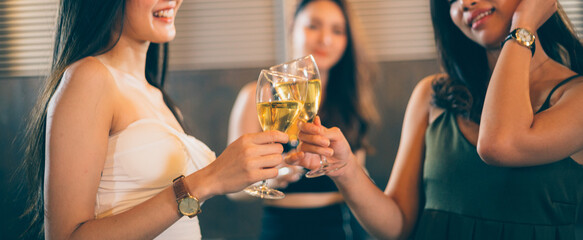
[172,175,189,201]
[502,28,535,57]
[172,175,201,218]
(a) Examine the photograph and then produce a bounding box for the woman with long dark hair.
[21,0,288,239]
[228,0,378,239]
[294,0,583,239]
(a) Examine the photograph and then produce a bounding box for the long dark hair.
[20,0,181,238]
[430,1,583,122]
[294,0,379,152]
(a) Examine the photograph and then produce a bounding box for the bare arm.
[295,76,433,239]
[354,149,368,173]
[45,58,288,239]
[478,0,583,166]
[381,76,433,239]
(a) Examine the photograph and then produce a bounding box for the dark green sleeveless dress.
[412,75,583,240]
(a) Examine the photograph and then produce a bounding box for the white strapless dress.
[95,119,215,240]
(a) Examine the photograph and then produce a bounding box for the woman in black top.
[228,0,378,239]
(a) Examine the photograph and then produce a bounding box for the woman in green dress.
[291,0,583,239]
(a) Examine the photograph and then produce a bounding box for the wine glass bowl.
[243,70,307,199]
[270,55,321,132]
[270,55,346,178]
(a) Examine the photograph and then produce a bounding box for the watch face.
[516,28,535,46]
[178,197,199,216]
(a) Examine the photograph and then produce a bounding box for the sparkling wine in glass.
[270,55,346,178]
[243,70,306,199]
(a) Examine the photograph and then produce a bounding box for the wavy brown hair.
[19,0,182,238]
[430,1,583,122]
[294,0,380,152]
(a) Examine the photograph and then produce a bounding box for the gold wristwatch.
[172,175,201,218]
[502,28,536,56]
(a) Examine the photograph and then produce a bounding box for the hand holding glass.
[243,70,306,199]
[270,55,346,178]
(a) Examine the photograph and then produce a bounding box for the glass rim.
[270,54,315,67]
[269,55,320,76]
[258,69,308,83]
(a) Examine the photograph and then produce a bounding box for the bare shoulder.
[229,81,260,143]
[235,82,257,106]
[414,73,442,98]
[240,82,257,96]
[50,57,117,113]
[59,56,117,94]
[411,74,445,120]
[66,57,113,80]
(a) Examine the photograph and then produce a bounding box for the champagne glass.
[243,70,306,199]
[270,55,346,178]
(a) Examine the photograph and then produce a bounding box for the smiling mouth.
[153,8,175,18]
[470,8,494,26]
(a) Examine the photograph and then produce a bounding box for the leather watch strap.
[172,175,201,218]
[172,175,189,201]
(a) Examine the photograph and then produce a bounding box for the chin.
[481,38,506,51]
[311,56,330,71]
[473,30,507,48]
[483,43,501,51]
[152,39,174,44]
[467,34,501,50]
[152,33,176,43]
[152,40,173,44]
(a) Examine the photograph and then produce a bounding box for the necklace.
[530,58,551,73]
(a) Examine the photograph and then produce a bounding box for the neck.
[319,70,329,100]
[99,34,150,81]
[486,37,551,80]
[486,48,501,73]
[320,70,329,87]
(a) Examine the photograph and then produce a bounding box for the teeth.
[153,9,174,18]
[472,10,493,25]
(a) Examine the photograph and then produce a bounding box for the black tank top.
[280,140,339,193]
[536,74,581,113]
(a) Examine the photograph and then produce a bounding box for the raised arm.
[295,76,434,239]
[478,0,583,166]
[45,58,288,239]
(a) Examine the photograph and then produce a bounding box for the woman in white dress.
[21,0,289,239]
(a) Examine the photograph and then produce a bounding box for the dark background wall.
[1,59,581,239]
